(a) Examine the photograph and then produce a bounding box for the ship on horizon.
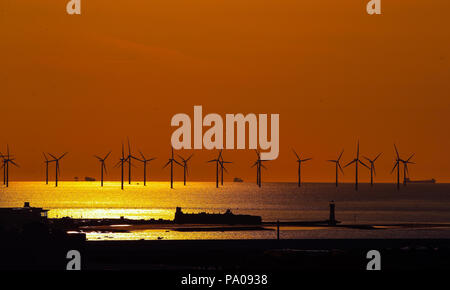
[405,177,436,184]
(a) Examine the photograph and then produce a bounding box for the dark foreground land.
[1,237,450,271]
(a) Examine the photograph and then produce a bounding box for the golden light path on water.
[2,181,450,240]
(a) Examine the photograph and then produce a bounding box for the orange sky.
[1,0,450,183]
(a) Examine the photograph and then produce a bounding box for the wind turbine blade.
[359,160,370,169]
[139,150,145,160]
[103,163,108,175]
[162,160,171,169]
[338,150,344,161]
[10,160,19,167]
[174,159,183,166]
[374,152,382,162]
[59,152,68,160]
[373,164,376,176]
[327,160,337,163]
[48,153,58,160]
[186,154,194,161]
[391,162,398,174]
[104,151,112,160]
[394,144,399,158]
[127,137,131,156]
[344,159,356,168]
[94,155,102,160]
[43,152,48,161]
[292,149,300,160]
[207,159,217,163]
[301,158,312,162]
[177,154,185,162]
[338,162,344,174]
[407,153,415,162]
[251,162,257,168]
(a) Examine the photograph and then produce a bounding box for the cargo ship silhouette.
[174,207,261,225]
[405,178,436,184]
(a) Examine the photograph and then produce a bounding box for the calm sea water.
[1,182,449,240]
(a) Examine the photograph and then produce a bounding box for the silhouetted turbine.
[0,145,19,187]
[327,150,344,187]
[137,151,156,186]
[177,154,193,186]
[163,147,182,189]
[126,138,140,185]
[251,150,268,188]
[48,152,68,187]
[114,144,127,190]
[391,144,404,191]
[402,153,415,186]
[292,149,312,187]
[94,151,111,187]
[363,153,382,187]
[208,150,223,188]
[43,153,55,185]
[344,141,369,191]
[219,153,231,186]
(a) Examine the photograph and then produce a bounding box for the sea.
[1,182,449,241]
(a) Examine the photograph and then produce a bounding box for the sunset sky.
[1,0,449,183]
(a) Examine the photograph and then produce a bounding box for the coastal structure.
[174,207,261,225]
[0,202,48,231]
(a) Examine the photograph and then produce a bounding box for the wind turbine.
[163,147,182,189]
[292,149,312,187]
[391,144,406,191]
[0,145,19,187]
[94,151,111,187]
[402,153,415,186]
[327,150,344,187]
[114,144,127,190]
[177,154,193,186]
[208,150,223,188]
[137,151,156,186]
[219,153,232,186]
[251,150,268,188]
[126,138,139,185]
[48,152,68,187]
[0,153,4,185]
[344,141,369,191]
[42,153,55,185]
[363,153,382,187]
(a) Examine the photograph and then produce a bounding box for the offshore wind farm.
[0,140,433,191]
